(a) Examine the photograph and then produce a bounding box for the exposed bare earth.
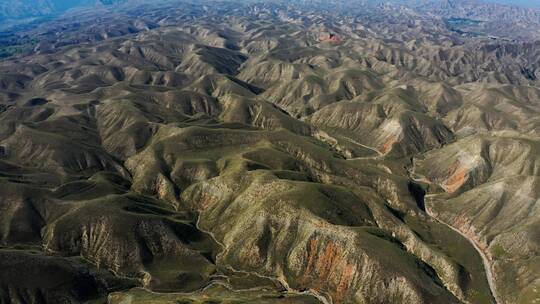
[0,0,539,303]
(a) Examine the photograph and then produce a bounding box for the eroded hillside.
[0,1,538,303]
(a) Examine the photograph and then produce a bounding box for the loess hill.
[0,0,539,303]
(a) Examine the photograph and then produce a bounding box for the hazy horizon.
[2,0,540,9]
[1,0,540,303]
[484,0,540,7]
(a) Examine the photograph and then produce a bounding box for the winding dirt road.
[425,205,501,304]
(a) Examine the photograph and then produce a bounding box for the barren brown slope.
[1,1,539,304]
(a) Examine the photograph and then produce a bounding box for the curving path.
[425,205,501,304]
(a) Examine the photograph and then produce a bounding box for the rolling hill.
[0,0,539,303]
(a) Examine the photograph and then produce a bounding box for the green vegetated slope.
[0,1,539,303]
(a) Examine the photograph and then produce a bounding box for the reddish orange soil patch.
[302,236,357,302]
[380,136,398,154]
[319,33,340,43]
[197,191,218,211]
[442,160,469,193]
[336,262,356,295]
[315,241,338,279]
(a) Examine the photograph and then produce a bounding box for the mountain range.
[0,0,539,303]
[0,0,126,21]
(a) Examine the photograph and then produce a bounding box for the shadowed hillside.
[0,0,539,303]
